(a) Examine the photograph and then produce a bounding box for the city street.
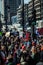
[0,0,43,65]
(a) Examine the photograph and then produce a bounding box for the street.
[0,0,43,65]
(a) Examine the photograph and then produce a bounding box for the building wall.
[9,0,17,16]
[28,0,43,20]
[17,0,43,30]
[28,0,41,19]
[17,4,28,25]
[28,0,33,18]
[11,15,17,24]
[41,0,43,19]
[0,0,5,24]
[34,0,41,19]
[0,0,2,12]
[0,0,21,25]
[9,0,21,16]
[17,5,22,23]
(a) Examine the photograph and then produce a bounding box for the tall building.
[28,0,43,35]
[11,15,17,24]
[17,0,43,26]
[28,0,43,20]
[9,0,21,16]
[5,0,21,25]
[0,0,5,25]
[1,0,21,25]
[17,0,43,34]
[17,4,28,25]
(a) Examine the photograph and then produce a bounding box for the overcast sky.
[24,0,30,3]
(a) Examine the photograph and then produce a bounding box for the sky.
[24,0,30,3]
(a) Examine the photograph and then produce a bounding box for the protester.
[0,31,43,65]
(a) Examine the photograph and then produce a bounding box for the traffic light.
[32,9,36,25]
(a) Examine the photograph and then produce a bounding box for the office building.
[28,0,43,35]
[17,0,43,26]
[17,4,28,25]
[11,15,17,24]
[28,0,43,20]
[0,0,5,24]
[0,0,21,25]
[8,0,21,16]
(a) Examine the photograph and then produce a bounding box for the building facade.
[11,15,17,24]
[17,4,28,26]
[0,0,21,25]
[0,0,5,24]
[17,0,43,26]
[17,0,43,34]
[28,0,43,35]
[28,0,43,20]
[8,0,21,16]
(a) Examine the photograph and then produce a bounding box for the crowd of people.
[0,31,43,65]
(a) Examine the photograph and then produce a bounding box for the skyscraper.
[1,0,21,25]
[0,0,5,24]
[9,0,21,16]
